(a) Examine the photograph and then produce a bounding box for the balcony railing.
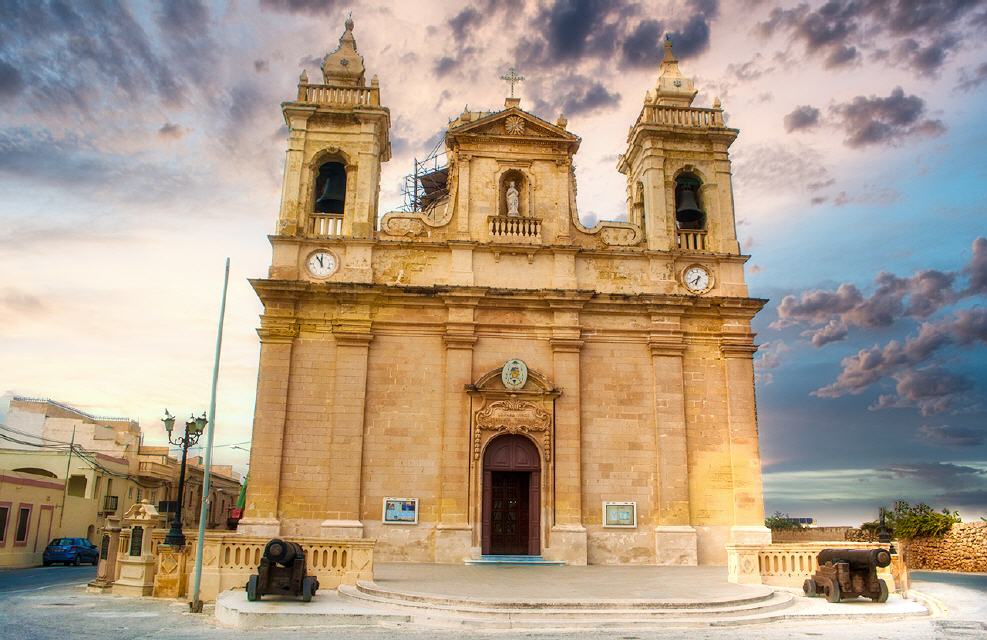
[309,213,344,238]
[137,460,172,481]
[642,105,724,128]
[488,215,542,245]
[296,83,380,108]
[677,229,707,251]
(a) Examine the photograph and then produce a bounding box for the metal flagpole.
[190,257,230,613]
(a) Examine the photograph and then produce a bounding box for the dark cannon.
[803,548,892,603]
[246,538,319,602]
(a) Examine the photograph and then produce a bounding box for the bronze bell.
[315,179,345,214]
[675,186,704,229]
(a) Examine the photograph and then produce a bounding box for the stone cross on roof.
[500,67,524,98]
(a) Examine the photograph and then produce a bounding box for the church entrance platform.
[215,563,930,630]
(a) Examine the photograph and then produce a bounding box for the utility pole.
[59,426,76,527]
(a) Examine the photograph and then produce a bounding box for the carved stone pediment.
[473,399,552,460]
[449,108,580,147]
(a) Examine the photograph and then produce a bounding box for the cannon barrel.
[817,548,891,569]
[262,538,304,566]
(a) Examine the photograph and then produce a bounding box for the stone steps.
[464,555,566,566]
[337,580,797,623]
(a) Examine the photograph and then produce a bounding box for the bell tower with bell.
[618,37,741,255]
[275,15,391,244]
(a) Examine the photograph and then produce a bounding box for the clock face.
[306,251,337,278]
[683,266,711,293]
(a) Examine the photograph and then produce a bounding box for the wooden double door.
[481,435,541,556]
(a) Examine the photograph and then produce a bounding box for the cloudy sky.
[1,0,985,525]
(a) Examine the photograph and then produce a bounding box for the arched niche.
[13,467,57,478]
[673,171,705,230]
[497,168,532,218]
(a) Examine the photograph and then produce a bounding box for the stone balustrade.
[643,105,725,128]
[677,229,707,251]
[727,542,896,589]
[488,215,542,245]
[309,213,344,238]
[141,529,374,602]
[297,83,381,107]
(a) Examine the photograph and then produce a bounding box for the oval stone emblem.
[501,358,528,390]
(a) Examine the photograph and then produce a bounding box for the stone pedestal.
[725,544,762,585]
[320,519,364,538]
[655,525,698,566]
[87,517,121,593]
[112,501,164,597]
[152,544,189,598]
[235,517,281,538]
[544,525,587,565]
[434,525,472,563]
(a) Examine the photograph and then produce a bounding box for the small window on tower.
[314,161,347,214]
[674,173,705,230]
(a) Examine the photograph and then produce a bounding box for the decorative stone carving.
[601,226,641,246]
[383,216,427,237]
[474,399,551,460]
[504,115,525,135]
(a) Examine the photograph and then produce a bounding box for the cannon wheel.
[246,575,259,602]
[301,576,316,603]
[824,578,842,603]
[873,579,889,603]
[803,579,817,597]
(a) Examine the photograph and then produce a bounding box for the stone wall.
[770,527,877,543]
[901,522,987,572]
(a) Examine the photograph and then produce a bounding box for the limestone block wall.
[901,523,987,572]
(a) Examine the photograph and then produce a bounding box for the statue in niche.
[506,180,520,217]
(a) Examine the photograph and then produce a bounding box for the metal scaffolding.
[400,138,448,213]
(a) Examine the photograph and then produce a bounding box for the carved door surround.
[466,366,560,552]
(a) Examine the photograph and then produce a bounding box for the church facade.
[239,17,771,566]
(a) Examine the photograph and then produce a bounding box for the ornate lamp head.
[161,409,176,435]
[193,412,208,435]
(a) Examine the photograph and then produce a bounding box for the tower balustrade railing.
[643,105,724,128]
[297,83,380,107]
[677,229,707,251]
[308,213,344,238]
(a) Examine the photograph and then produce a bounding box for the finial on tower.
[321,13,366,85]
[663,34,677,62]
[649,32,697,107]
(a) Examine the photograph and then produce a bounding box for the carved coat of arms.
[501,358,528,390]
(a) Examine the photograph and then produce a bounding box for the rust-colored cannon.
[246,538,319,602]
[803,548,891,603]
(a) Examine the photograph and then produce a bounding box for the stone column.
[638,150,671,251]
[350,147,381,238]
[237,319,297,538]
[435,296,478,562]
[649,308,697,565]
[721,334,771,546]
[555,158,572,243]
[456,153,472,240]
[277,108,315,236]
[546,301,587,565]
[712,145,741,255]
[321,326,373,539]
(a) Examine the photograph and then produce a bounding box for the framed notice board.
[382,497,419,524]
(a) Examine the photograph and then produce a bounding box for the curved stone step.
[352,579,776,610]
[338,582,796,621]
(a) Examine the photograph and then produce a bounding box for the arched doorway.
[482,434,541,555]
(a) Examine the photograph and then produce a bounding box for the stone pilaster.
[546,301,587,565]
[321,323,373,539]
[277,107,316,236]
[238,319,297,537]
[649,307,697,565]
[456,153,472,240]
[640,156,671,251]
[712,144,741,255]
[721,334,771,546]
[435,296,477,562]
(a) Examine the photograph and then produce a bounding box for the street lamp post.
[162,409,207,547]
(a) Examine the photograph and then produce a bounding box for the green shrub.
[765,511,805,531]
[864,501,961,540]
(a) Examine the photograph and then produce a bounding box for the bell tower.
[618,37,741,255]
[276,15,391,242]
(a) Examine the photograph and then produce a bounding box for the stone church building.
[239,17,771,566]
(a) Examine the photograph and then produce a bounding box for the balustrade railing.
[643,105,724,128]
[488,215,542,245]
[297,83,380,107]
[727,542,896,588]
[309,213,344,238]
[677,229,707,251]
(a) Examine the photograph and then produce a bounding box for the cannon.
[803,548,891,603]
[246,538,319,602]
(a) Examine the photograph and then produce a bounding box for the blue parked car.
[43,537,99,566]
